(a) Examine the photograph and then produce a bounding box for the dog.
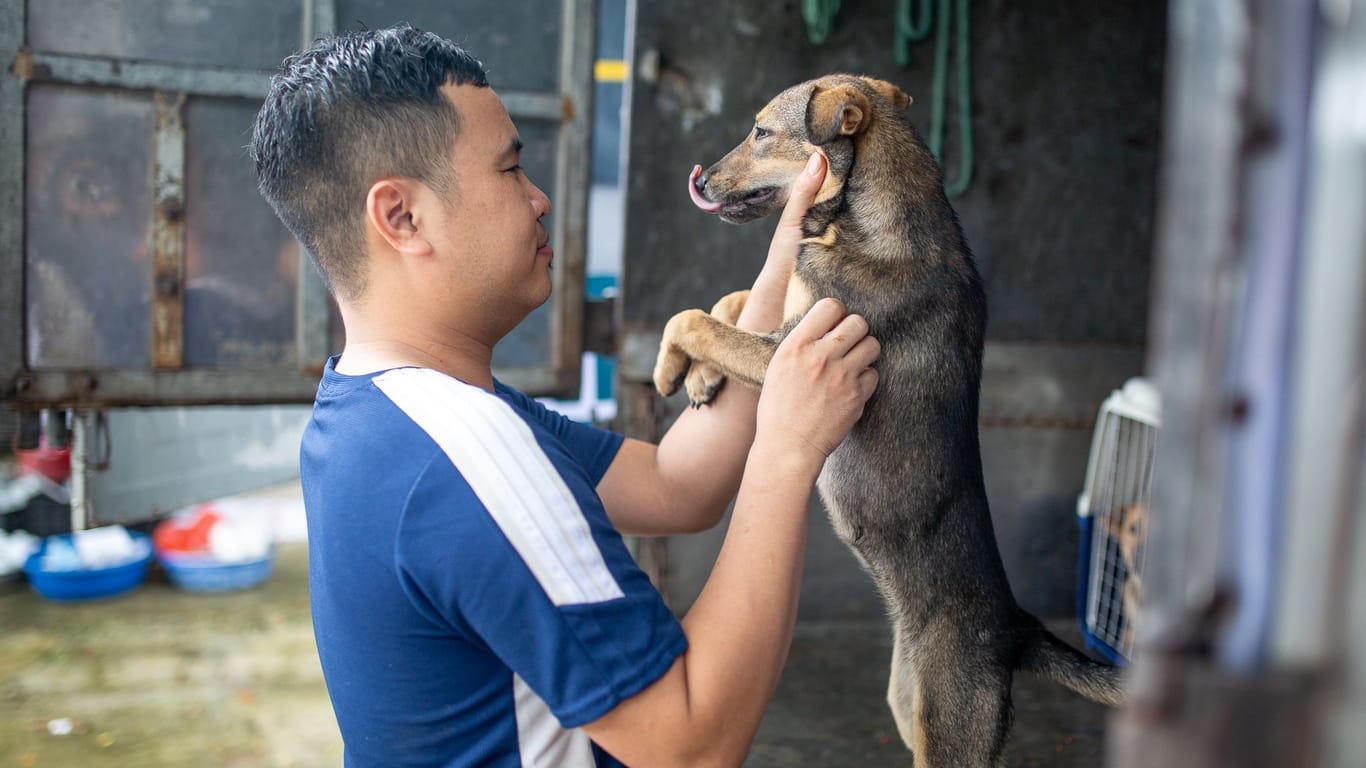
[653,74,1125,766]
[1106,502,1148,652]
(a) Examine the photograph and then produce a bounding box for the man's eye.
[505,164,523,174]
[752,126,770,140]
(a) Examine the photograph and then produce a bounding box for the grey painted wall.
[87,406,309,525]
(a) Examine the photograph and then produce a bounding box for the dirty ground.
[1,542,1110,767]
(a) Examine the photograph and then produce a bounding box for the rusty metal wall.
[621,0,1167,619]
[1,0,596,408]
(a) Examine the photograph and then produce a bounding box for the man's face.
[430,83,553,340]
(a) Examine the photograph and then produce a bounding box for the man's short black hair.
[250,24,488,299]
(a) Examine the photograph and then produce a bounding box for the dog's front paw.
[684,363,726,407]
[653,309,705,397]
[653,346,690,397]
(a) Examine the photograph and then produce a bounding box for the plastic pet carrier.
[1076,377,1161,663]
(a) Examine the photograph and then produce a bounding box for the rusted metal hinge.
[151,92,187,371]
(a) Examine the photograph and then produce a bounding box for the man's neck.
[334,337,496,391]
[333,274,502,391]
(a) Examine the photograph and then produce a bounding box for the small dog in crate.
[654,74,1125,766]
[1107,502,1149,650]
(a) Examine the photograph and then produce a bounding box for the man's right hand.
[756,297,880,467]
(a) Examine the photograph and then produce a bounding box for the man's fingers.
[776,153,827,230]
[788,297,847,343]
[857,367,879,400]
[820,314,872,356]
[846,334,881,369]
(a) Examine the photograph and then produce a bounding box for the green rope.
[944,0,973,196]
[896,0,933,52]
[802,0,842,45]
[896,0,974,197]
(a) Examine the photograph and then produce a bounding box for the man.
[251,24,879,767]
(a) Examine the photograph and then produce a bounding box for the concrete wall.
[620,0,1167,619]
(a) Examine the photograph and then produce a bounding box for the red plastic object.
[153,507,222,554]
[14,435,71,484]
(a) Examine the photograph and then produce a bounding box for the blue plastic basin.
[157,549,275,593]
[24,532,153,602]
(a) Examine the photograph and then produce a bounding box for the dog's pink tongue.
[688,165,722,213]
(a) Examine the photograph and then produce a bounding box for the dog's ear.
[807,84,872,145]
[860,77,912,110]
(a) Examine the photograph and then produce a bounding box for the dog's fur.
[1107,503,1148,651]
[654,74,1125,766]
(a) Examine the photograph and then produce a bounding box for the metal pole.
[70,411,91,532]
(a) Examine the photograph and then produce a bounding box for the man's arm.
[581,298,880,767]
[597,153,828,536]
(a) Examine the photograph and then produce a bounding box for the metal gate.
[0,0,595,410]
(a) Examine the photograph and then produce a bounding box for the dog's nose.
[695,171,710,193]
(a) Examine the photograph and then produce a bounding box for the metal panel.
[334,0,561,91]
[182,97,299,369]
[2,0,596,406]
[25,85,155,371]
[28,0,304,71]
[85,405,312,525]
[12,369,319,407]
[20,50,572,118]
[19,51,274,99]
[0,0,24,394]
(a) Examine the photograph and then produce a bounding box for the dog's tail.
[1017,626,1127,707]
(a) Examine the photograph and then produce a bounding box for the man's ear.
[859,77,912,110]
[365,179,431,256]
[807,84,872,145]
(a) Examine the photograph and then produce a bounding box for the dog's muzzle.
[688,165,722,213]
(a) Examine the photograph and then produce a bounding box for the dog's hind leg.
[886,621,921,756]
[913,663,1014,768]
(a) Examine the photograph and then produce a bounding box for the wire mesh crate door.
[1082,380,1160,661]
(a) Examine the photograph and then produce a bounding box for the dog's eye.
[752,126,770,140]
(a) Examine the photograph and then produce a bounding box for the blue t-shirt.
[301,358,687,767]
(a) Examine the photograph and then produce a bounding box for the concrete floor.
[1,543,1111,767]
[0,542,340,768]
[752,622,1110,767]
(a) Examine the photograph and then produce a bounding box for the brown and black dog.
[654,74,1125,766]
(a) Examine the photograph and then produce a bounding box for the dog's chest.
[782,273,818,324]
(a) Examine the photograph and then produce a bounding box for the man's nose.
[531,184,551,217]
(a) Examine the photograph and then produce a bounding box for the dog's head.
[689,74,912,224]
[1107,502,1149,573]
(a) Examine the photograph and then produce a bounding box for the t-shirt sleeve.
[494,381,624,485]
[394,450,686,729]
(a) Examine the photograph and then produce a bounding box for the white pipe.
[69,410,90,532]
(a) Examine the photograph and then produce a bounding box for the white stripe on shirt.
[513,673,596,767]
[374,368,624,607]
